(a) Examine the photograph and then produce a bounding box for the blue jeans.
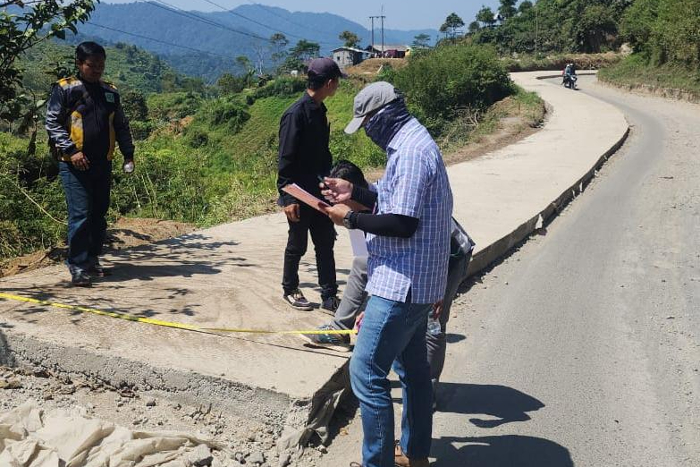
[350,295,433,467]
[59,161,112,269]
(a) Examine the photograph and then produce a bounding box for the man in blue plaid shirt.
[324,82,453,467]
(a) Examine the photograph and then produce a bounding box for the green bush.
[147,92,203,122]
[204,99,250,133]
[185,128,209,148]
[110,146,210,224]
[129,120,154,140]
[0,133,66,259]
[253,77,307,99]
[392,43,514,133]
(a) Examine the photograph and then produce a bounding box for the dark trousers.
[59,161,112,269]
[426,249,471,382]
[282,204,337,299]
[332,249,472,382]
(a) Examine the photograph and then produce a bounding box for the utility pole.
[369,14,386,57]
[380,14,385,57]
[369,16,375,56]
[380,5,385,58]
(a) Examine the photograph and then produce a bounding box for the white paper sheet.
[349,229,368,257]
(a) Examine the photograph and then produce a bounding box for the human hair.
[307,76,334,91]
[75,41,106,62]
[329,159,368,188]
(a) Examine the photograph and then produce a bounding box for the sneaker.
[69,268,92,287]
[283,289,313,311]
[302,324,351,352]
[395,441,429,467]
[320,295,341,313]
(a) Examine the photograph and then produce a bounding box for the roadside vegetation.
[1,37,529,264]
[598,0,700,101]
[0,1,546,268]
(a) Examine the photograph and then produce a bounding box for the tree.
[252,41,267,75]
[476,6,497,27]
[518,1,534,14]
[620,0,659,53]
[290,39,320,62]
[498,0,518,19]
[236,55,253,75]
[280,39,320,73]
[412,33,432,48]
[468,21,482,34]
[217,73,246,95]
[339,30,360,48]
[0,0,99,121]
[440,12,465,40]
[121,90,148,122]
[269,32,289,68]
[573,3,617,53]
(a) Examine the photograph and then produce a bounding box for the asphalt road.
[321,76,700,467]
[428,76,700,467]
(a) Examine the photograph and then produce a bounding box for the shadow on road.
[431,435,573,467]
[438,382,545,428]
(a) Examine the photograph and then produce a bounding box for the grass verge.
[598,55,700,103]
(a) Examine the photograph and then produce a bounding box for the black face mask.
[363,99,412,151]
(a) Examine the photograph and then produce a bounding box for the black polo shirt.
[277,92,333,207]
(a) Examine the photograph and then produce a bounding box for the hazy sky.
[103,0,503,31]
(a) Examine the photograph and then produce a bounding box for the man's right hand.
[70,152,90,171]
[284,203,301,222]
[321,177,353,204]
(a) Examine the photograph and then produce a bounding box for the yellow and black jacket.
[45,76,134,162]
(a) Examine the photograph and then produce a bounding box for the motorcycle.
[563,74,578,90]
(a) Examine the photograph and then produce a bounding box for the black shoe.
[87,260,108,277]
[283,289,313,311]
[321,295,340,313]
[302,324,351,352]
[70,268,92,287]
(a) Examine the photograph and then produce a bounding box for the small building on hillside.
[332,47,369,68]
[366,44,409,59]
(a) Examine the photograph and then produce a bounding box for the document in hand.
[281,183,331,213]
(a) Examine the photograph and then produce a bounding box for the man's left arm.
[113,104,135,161]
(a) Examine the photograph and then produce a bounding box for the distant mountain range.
[68,2,438,80]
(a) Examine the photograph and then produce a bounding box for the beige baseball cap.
[344,81,399,134]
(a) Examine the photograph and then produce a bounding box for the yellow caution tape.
[0,292,356,336]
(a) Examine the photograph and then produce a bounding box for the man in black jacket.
[46,41,135,287]
[277,58,345,311]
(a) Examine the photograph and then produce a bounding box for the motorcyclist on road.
[563,62,578,89]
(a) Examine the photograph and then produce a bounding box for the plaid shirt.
[366,118,453,304]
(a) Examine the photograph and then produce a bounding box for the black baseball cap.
[308,57,347,80]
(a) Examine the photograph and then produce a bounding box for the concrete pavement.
[0,71,628,444]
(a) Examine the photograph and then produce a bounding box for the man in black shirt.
[277,58,345,311]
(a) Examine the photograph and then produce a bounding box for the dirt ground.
[0,217,194,279]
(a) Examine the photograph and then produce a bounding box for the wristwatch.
[343,210,355,229]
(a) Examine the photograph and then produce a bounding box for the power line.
[87,21,239,60]
[199,0,302,40]
[245,2,340,40]
[147,0,268,42]
[155,0,338,48]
